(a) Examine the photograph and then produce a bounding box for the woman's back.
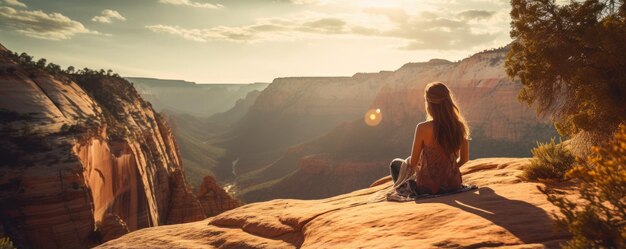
[414,121,462,194]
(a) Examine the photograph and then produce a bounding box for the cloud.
[158,0,223,9]
[0,6,97,40]
[147,7,509,50]
[364,8,504,50]
[3,0,26,8]
[92,9,126,23]
[146,13,377,42]
[146,25,211,42]
[457,10,495,20]
[363,7,410,24]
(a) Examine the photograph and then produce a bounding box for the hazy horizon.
[0,0,513,83]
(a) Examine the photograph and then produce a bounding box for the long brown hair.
[424,82,470,155]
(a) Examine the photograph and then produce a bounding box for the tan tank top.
[414,143,462,194]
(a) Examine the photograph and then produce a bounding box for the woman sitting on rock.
[389,82,471,199]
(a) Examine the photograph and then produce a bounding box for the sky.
[0,0,514,83]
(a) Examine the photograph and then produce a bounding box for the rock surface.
[98,158,574,249]
[0,45,239,248]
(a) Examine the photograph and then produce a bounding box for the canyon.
[201,46,558,202]
[98,158,575,248]
[134,47,557,203]
[0,44,239,248]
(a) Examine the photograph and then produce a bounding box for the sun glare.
[365,108,382,126]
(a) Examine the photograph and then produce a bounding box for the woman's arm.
[457,137,469,167]
[409,123,424,170]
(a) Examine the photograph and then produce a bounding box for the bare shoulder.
[416,120,434,133]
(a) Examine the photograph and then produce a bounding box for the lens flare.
[364,108,382,126]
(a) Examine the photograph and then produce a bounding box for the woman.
[390,82,470,197]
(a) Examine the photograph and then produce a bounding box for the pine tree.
[506,0,626,137]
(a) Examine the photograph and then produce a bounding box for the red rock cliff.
[0,46,238,248]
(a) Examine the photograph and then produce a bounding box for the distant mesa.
[126,77,268,117]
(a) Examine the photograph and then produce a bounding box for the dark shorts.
[389,159,419,195]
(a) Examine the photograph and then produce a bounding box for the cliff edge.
[0,45,239,248]
[99,158,574,248]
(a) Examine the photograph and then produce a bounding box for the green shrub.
[0,237,15,249]
[542,125,626,248]
[523,138,575,181]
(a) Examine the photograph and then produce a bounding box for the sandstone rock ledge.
[98,158,572,248]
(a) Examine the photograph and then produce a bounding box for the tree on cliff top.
[506,0,626,138]
[542,124,626,248]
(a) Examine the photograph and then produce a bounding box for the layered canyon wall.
[0,45,238,248]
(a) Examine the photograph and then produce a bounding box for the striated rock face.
[165,170,206,224]
[196,176,241,217]
[0,50,103,248]
[68,73,208,231]
[98,158,575,248]
[0,45,238,248]
[99,214,129,243]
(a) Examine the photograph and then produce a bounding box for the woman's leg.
[389,159,402,183]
